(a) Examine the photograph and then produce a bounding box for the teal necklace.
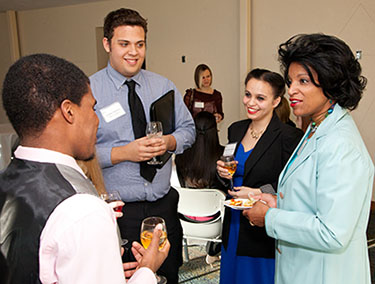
[310,103,335,136]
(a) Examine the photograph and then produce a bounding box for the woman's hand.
[243,201,269,227]
[242,193,276,227]
[216,159,237,179]
[214,113,223,123]
[260,193,277,208]
[228,186,261,199]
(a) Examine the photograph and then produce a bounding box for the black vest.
[0,159,79,284]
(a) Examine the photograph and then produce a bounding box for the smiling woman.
[216,68,303,284]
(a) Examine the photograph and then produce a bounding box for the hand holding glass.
[140,217,168,284]
[100,191,123,213]
[140,217,167,250]
[221,155,237,190]
[145,121,163,165]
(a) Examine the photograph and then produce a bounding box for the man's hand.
[107,200,125,218]
[111,137,167,164]
[130,224,170,273]
[123,261,139,279]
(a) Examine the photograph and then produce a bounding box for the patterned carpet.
[178,244,220,284]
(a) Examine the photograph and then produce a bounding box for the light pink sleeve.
[127,267,157,284]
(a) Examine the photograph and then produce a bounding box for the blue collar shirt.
[90,63,195,202]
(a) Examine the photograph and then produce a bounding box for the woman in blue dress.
[216,68,303,284]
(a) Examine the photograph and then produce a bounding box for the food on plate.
[243,198,255,207]
[229,199,243,206]
[229,198,255,207]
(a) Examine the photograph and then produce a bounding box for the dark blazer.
[222,113,303,258]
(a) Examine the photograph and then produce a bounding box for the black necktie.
[125,80,156,182]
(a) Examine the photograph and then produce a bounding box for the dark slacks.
[117,187,183,284]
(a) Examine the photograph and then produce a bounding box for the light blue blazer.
[265,105,374,284]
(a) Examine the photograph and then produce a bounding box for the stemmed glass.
[140,217,168,284]
[100,191,129,256]
[145,121,163,165]
[221,155,237,190]
[100,191,123,213]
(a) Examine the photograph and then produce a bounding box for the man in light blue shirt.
[90,8,195,284]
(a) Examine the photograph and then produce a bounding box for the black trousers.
[117,187,183,284]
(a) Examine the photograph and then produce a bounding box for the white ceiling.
[0,0,107,12]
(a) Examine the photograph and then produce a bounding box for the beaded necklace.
[310,103,335,136]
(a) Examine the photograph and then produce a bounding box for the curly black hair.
[278,33,367,110]
[2,53,89,140]
[103,8,148,43]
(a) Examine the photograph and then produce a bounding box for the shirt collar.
[106,62,143,90]
[14,146,87,178]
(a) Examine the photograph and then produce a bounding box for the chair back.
[175,186,226,241]
[176,187,225,217]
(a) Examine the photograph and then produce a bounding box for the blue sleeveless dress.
[220,143,275,284]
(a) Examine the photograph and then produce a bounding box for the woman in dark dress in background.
[184,64,224,123]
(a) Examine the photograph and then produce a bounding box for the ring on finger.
[249,221,255,226]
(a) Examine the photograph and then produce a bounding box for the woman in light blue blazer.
[244,33,374,284]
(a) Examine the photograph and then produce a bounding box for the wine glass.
[220,155,237,190]
[100,191,129,254]
[145,121,163,165]
[140,217,168,284]
[100,191,123,213]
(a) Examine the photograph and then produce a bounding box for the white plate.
[224,198,255,210]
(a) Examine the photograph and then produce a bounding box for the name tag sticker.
[223,143,237,156]
[100,102,126,123]
[194,101,204,109]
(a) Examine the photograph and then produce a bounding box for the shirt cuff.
[96,146,113,168]
[265,207,280,239]
[172,133,192,155]
[128,267,157,284]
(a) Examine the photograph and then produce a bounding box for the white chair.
[175,186,226,261]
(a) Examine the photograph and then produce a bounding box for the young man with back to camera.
[0,53,169,284]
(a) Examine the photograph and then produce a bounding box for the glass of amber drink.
[140,217,167,249]
[221,155,237,190]
[140,217,168,284]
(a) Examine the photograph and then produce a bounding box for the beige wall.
[252,0,375,200]
[14,0,243,142]
[0,0,374,199]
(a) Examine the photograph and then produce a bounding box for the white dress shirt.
[14,146,156,284]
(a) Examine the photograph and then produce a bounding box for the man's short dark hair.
[2,53,89,140]
[103,8,148,43]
